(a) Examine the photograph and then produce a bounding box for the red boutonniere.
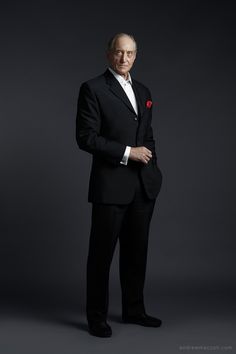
[146,100,152,108]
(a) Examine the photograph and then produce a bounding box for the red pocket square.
[146,100,152,108]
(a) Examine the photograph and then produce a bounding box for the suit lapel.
[131,80,145,118]
[104,69,144,118]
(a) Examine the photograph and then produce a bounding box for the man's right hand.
[129,146,152,164]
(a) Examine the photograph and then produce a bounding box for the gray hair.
[107,33,137,52]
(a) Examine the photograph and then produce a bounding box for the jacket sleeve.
[76,82,126,165]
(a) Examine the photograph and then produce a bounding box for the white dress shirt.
[108,67,138,165]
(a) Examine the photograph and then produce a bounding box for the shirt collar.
[108,67,132,85]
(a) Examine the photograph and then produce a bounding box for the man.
[76,33,162,337]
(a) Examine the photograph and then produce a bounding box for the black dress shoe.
[88,321,112,337]
[122,313,162,327]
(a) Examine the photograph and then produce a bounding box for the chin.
[117,68,128,75]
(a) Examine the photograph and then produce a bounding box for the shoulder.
[80,72,106,92]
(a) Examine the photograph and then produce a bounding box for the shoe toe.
[123,313,162,327]
[88,321,112,337]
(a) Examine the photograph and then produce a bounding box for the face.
[107,36,137,79]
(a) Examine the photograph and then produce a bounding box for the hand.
[129,146,152,164]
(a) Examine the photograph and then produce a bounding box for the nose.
[120,52,128,62]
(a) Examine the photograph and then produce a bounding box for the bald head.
[107,33,137,52]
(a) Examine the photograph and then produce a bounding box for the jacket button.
[134,117,138,121]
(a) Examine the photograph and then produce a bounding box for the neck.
[109,67,129,80]
[121,73,129,80]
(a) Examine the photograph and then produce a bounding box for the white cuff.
[120,146,131,165]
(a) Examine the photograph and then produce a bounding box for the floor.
[0,294,235,354]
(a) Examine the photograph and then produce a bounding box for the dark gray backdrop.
[1,0,235,327]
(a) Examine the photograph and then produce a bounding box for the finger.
[140,155,146,163]
[144,150,152,158]
[144,148,152,154]
[141,157,147,164]
[143,156,150,164]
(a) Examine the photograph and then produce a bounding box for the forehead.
[114,36,136,50]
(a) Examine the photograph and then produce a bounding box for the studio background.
[0,0,235,353]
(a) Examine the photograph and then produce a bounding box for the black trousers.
[86,174,156,323]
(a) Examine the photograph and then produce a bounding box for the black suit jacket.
[76,69,162,204]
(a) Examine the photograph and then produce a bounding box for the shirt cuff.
[120,146,131,165]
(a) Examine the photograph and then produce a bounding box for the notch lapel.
[104,69,139,117]
[131,80,145,118]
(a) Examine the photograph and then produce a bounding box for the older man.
[76,33,162,337]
